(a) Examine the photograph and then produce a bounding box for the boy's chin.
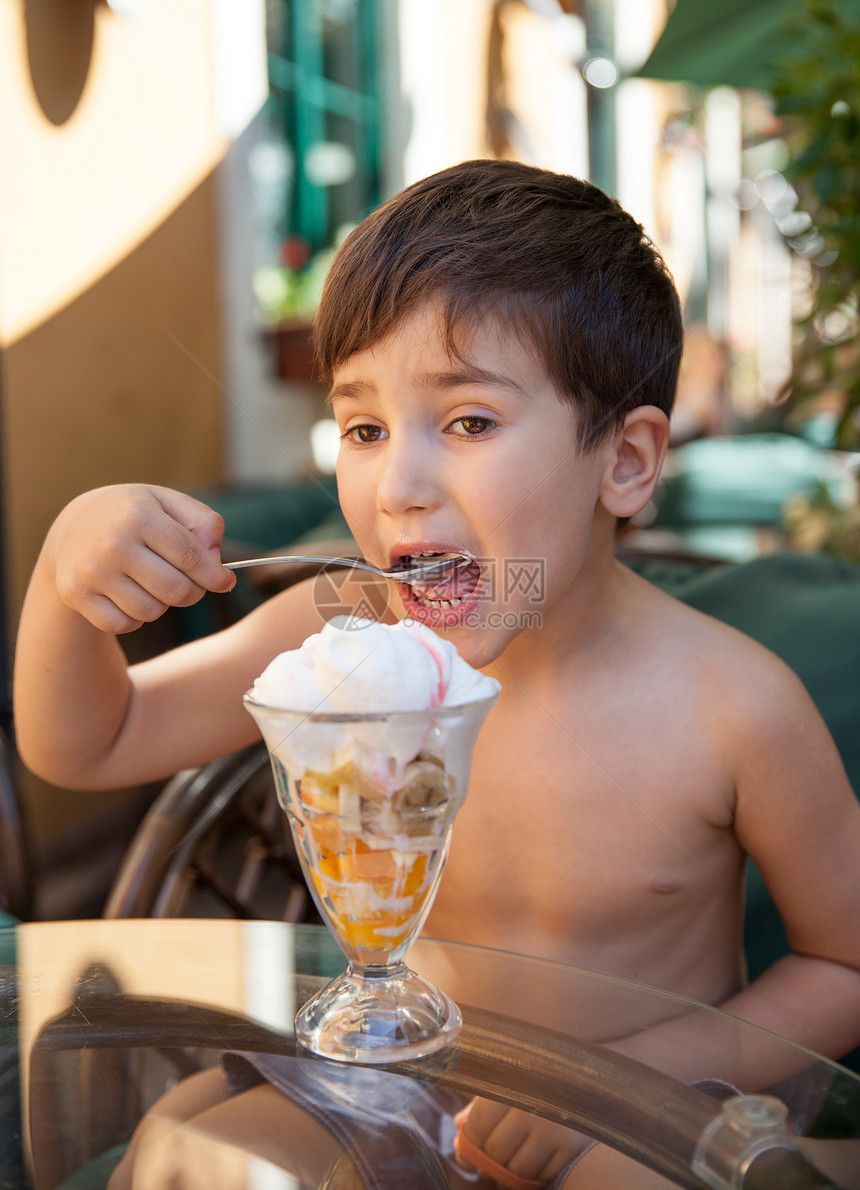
[430,620,512,670]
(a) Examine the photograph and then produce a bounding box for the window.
[266,0,384,256]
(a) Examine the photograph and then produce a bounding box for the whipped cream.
[250,616,500,713]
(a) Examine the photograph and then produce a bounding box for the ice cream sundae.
[247,617,499,955]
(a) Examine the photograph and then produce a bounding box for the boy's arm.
[14,485,319,791]
[619,649,860,1084]
[710,652,860,1066]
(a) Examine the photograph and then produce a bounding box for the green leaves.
[769,0,860,445]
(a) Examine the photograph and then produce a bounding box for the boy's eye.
[342,424,385,444]
[449,415,497,437]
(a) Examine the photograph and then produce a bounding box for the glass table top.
[1,918,858,1189]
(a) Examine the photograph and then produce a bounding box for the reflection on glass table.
[2,919,859,1189]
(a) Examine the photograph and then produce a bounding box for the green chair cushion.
[56,1144,129,1190]
[670,552,860,797]
[0,919,22,1188]
[290,505,353,545]
[654,433,845,527]
[194,478,341,553]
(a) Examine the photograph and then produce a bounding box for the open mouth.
[399,551,483,609]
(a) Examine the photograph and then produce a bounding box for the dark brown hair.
[314,159,682,448]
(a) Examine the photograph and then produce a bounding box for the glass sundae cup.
[244,693,498,1062]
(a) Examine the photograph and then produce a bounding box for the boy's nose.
[375,443,442,516]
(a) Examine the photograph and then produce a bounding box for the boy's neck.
[487,511,628,685]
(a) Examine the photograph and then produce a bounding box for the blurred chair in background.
[0,727,29,1190]
[103,743,317,924]
[646,432,851,562]
[0,726,34,926]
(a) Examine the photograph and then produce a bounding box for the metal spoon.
[224,553,469,585]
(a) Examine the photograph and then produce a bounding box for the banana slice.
[396,758,450,808]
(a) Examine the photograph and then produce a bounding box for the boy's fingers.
[455,1099,528,1173]
[456,1098,509,1148]
[454,1129,547,1190]
[111,570,200,619]
[80,593,146,636]
[142,498,235,594]
[155,527,234,594]
[152,486,229,553]
[81,568,205,634]
[456,1101,583,1188]
[479,1112,532,1168]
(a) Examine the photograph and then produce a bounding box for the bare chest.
[425,698,743,992]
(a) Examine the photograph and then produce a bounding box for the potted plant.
[256,237,337,385]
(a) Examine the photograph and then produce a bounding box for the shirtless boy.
[14,160,860,1188]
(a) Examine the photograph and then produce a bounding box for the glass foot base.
[296,962,462,1063]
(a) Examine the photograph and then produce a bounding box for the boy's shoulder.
[622,564,817,734]
[629,562,794,665]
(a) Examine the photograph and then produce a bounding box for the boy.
[14,160,860,1188]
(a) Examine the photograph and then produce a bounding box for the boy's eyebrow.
[328,381,372,405]
[329,364,528,404]
[422,363,529,395]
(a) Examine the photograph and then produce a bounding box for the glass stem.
[348,959,408,982]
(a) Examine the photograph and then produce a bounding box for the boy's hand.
[454,1099,592,1188]
[45,484,236,634]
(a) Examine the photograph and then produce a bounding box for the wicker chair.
[0,727,34,924]
[103,743,317,924]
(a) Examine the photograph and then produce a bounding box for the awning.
[635,0,860,92]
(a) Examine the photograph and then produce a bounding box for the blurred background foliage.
[770,0,860,449]
[765,0,860,561]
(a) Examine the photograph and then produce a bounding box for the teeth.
[406,551,443,562]
[414,594,467,609]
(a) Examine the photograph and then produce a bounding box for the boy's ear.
[599,405,670,519]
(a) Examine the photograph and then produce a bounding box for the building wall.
[0,0,244,839]
[0,0,234,619]
[396,0,590,187]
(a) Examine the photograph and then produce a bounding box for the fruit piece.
[308,834,436,952]
[307,814,352,855]
[337,915,413,951]
[402,852,429,898]
[299,771,340,813]
[331,759,388,803]
[316,844,341,881]
[341,839,409,883]
[396,758,450,808]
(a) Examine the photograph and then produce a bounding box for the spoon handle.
[224,554,463,584]
[224,555,375,573]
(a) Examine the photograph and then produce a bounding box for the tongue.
[412,560,480,602]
